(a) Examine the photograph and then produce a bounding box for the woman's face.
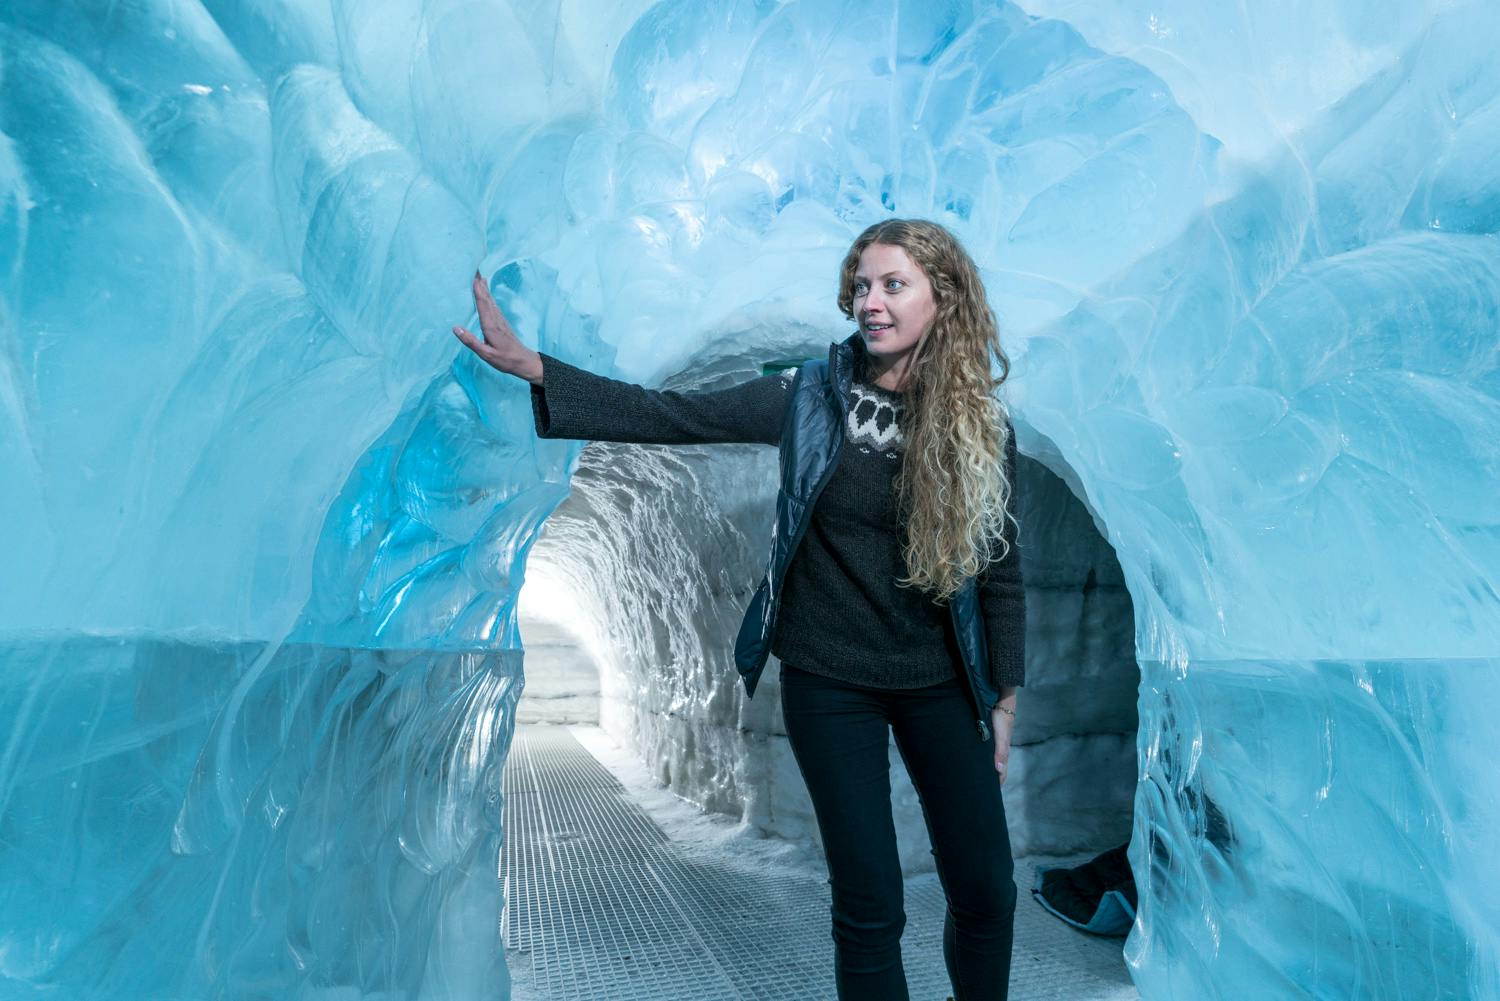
[851,242,938,367]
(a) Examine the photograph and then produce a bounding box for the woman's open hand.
[453,270,543,384]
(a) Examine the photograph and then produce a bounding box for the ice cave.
[1,1,1498,999]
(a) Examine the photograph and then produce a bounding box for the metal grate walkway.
[500,724,1137,1001]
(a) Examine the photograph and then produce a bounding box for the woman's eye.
[853,282,868,295]
[886,279,904,290]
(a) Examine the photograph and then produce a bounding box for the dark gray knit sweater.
[529,350,1026,690]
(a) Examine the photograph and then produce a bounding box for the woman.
[454,218,1024,1001]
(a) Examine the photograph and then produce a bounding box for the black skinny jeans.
[780,662,1017,1001]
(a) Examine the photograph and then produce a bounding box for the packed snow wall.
[2,2,1498,1000]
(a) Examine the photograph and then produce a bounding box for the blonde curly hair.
[836,218,1019,602]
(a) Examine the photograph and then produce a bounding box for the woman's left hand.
[991,706,1014,786]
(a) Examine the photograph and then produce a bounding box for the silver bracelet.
[994,705,1016,719]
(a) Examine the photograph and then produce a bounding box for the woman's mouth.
[866,323,892,334]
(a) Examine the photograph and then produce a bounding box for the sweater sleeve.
[529,351,796,446]
[980,423,1027,688]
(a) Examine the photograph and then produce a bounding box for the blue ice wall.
[2,1,1498,998]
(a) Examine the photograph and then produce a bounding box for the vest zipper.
[949,597,991,743]
[766,365,847,651]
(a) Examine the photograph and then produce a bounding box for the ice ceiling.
[2,0,1498,998]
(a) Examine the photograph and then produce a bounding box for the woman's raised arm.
[453,269,795,447]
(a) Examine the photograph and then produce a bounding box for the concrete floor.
[501,723,1138,1001]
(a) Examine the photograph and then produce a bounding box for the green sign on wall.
[759,358,808,377]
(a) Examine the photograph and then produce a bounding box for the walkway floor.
[501,723,1139,1001]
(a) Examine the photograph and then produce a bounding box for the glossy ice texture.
[2,1,1498,998]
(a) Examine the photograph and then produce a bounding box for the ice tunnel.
[2,1,1499,999]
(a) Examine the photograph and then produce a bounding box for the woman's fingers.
[469,272,493,344]
[458,270,529,377]
[471,270,513,344]
[452,325,483,354]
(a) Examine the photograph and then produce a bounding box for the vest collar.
[829,330,865,397]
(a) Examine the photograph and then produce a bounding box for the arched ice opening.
[512,348,1142,872]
